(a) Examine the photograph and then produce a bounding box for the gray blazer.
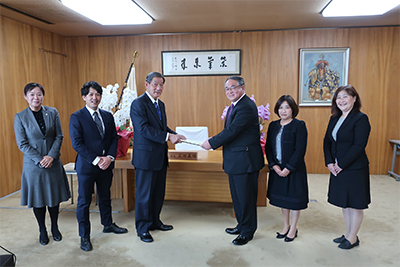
[15,106,63,165]
[14,106,70,207]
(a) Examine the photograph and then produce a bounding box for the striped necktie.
[94,111,104,138]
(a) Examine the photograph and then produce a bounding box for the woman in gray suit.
[14,83,70,246]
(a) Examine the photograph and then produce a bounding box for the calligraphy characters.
[179,55,229,71]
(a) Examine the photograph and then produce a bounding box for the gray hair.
[146,72,165,84]
[225,76,245,86]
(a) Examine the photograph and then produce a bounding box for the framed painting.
[162,49,241,76]
[299,48,350,106]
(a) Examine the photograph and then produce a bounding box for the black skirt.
[267,165,309,210]
[327,167,371,209]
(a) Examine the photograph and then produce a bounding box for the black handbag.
[0,246,16,267]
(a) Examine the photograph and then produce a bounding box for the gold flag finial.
[132,51,139,66]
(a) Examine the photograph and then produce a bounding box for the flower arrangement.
[220,95,270,140]
[250,95,270,140]
[99,83,137,128]
[99,83,137,157]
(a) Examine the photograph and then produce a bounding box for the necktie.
[94,111,104,138]
[226,104,234,121]
[154,102,162,121]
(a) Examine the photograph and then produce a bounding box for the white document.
[181,139,203,147]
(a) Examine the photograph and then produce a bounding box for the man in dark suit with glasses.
[201,76,264,245]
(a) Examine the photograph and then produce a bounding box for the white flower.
[99,83,137,127]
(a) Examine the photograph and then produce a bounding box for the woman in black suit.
[323,85,371,250]
[266,95,308,242]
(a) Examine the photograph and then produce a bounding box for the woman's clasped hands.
[273,165,291,177]
[327,163,342,176]
[39,155,54,168]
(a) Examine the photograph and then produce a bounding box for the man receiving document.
[201,76,264,246]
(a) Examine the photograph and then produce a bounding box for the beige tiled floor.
[0,174,399,267]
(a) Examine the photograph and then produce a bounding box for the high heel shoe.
[276,228,290,239]
[284,229,298,242]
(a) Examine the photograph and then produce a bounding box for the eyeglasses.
[224,85,242,91]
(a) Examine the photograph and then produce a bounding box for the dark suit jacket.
[69,107,118,174]
[323,111,370,170]
[265,118,308,172]
[130,93,176,171]
[209,95,264,174]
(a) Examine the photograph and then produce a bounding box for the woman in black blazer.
[266,95,308,242]
[323,85,371,250]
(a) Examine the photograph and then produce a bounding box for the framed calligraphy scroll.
[298,48,350,106]
[162,49,241,76]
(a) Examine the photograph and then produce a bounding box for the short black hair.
[331,84,362,117]
[146,72,165,84]
[24,83,45,96]
[81,81,102,96]
[225,76,245,86]
[274,95,299,118]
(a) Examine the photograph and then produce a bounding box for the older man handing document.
[201,76,265,245]
[130,72,186,243]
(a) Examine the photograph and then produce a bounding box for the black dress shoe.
[276,228,290,239]
[39,230,49,246]
[53,234,62,242]
[52,228,62,241]
[232,235,253,245]
[103,223,128,234]
[138,232,154,243]
[284,229,298,242]
[333,235,346,243]
[149,224,173,231]
[39,233,49,246]
[80,237,93,251]
[338,237,359,249]
[225,227,240,235]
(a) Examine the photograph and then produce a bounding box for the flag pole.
[115,51,139,109]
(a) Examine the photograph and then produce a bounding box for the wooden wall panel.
[1,14,399,197]
[0,16,80,197]
[160,33,242,139]
[75,26,400,177]
[242,27,400,174]
[346,27,400,174]
[61,36,91,162]
[0,17,25,198]
[0,18,93,198]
